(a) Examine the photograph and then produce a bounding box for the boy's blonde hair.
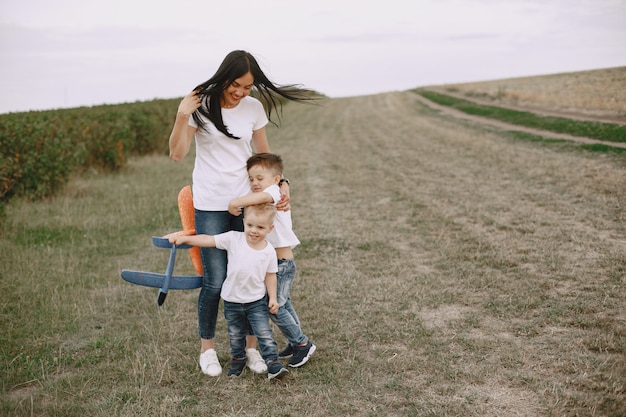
[244,202,277,223]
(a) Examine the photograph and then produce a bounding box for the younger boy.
[229,153,316,368]
[168,203,288,380]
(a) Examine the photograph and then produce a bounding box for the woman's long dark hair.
[192,50,317,139]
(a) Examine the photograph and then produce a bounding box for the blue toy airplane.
[121,186,203,306]
[121,236,202,306]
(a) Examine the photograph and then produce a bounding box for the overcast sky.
[0,0,624,114]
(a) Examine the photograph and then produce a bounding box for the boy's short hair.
[244,202,277,223]
[247,153,283,176]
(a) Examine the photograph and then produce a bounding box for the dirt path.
[412,90,626,149]
[271,92,626,416]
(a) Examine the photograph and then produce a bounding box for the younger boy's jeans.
[223,297,279,362]
[270,259,307,346]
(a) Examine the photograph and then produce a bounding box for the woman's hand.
[169,91,200,161]
[276,182,291,212]
[178,90,201,116]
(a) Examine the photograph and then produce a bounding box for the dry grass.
[438,66,626,119]
[1,85,625,416]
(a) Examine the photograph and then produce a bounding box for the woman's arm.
[169,91,200,161]
[276,181,290,211]
[251,127,270,153]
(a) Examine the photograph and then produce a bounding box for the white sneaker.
[246,348,268,374]
[199,349,222,377]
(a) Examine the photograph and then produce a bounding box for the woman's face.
[222,71,254,108]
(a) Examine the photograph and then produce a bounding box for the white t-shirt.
[189,96,269,211]
[215,231,278,303]
[263,184,300,250]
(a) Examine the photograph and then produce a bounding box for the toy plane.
[120,186,203,306]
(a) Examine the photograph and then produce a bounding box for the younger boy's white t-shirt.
[215,231,278,303]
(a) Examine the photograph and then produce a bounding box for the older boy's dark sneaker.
[289,341,316,368]
[278,344,294,358]
[267,360,289,380]
[228,357,246,377]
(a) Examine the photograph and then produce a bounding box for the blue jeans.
[223,297,279,362]
[270,259,307,346]
[195,209,243,340]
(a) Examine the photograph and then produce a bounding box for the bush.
[0,98,178,203]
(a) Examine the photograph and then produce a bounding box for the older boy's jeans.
[195,210,243,340]
[223,297,279,362]
[270,259,307,346]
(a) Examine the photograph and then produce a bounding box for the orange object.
[178,185,203,275]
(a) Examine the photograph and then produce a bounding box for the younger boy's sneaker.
[246,348,268,374]
[199,349,222,377]
[267,360,289,380]
[228,357,246,377]
[278,344,294,359]
[289,341,316,368]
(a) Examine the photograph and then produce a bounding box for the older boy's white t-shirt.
[263,184,300,250]
[189,96,269,211]
[215,231,278,303]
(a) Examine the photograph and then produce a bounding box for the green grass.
[505,131,626,154]
[416,90,626,143]
[1,93,625,416]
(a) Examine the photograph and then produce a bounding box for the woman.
[168,50,314,377]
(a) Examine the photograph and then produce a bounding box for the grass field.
[437,66,626,119]
[1,85,625,415]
